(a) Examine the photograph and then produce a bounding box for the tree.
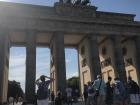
[7,80,24,105]
[67,76,80,100]
[67,76,80,90]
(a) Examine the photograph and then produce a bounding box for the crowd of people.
[83,75,140,105]
[35,75,79,105]
[34,74,140,105]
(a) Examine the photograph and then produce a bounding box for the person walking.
[105,77,113,105]
[93,75,106,105]
[36,75,54,105]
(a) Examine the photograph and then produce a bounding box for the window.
[81,46,85,55]
[82,58,87,67]
[122,47,127,56]
[102,46,107,56]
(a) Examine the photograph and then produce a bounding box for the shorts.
[37,98,49,105]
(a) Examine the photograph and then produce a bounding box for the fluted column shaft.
[134,36,140,84]
[0,31,9,105]
[50,32,66,94]
[25,31,36,103]
[112,36,126,82]
[88,35,101,80]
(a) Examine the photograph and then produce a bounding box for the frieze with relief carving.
[124,58,133,66]
[55,2,97,17]
[101,57,112,68]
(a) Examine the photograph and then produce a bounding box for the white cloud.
[66,59,71,63]
[67,71,78,79]
[9,53,26,80]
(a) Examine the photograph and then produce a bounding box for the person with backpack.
[113,77,125,105]
[93,75,106,105]
[36,75,54,105]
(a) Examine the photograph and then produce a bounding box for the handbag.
[95,80,102,97]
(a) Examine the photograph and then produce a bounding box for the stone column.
[59,0,63,3]
[50,32,66,95]
[25,31,36,103]
[134,36,140,84]
[0,31,10,105]
[88,35,101,80]
[112,36,127,82]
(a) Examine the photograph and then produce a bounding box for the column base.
[22,101,35,105]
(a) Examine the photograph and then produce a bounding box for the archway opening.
[9,47,26,101]
[36,47,50,90]
[65,48,80,95]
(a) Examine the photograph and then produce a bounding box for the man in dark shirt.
[36,75,54,105]
[105,77,113,105]
[127,76,139,94]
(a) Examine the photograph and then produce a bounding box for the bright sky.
[2,0,140,91]
[9,47,78,91]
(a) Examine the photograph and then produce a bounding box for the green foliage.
[67,76,80,89]
[7,80,24,99]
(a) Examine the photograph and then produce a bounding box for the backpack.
[114,82,125,95]
[37,83,48,100]
[114,82,122,95]
[88,86,94,94]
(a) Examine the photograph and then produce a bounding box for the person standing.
[93,75,106,105]
[55,90,62,105]
[51,91,55,105]
[87,82,95,105]
[83,84,88,105]
[127,76,140,105]
[105,77,113,105]
[66,86,73,105]
[36,75,54,105]
[113,77,125,105]
[127,76,139,95]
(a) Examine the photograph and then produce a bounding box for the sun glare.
[0,0,10,1]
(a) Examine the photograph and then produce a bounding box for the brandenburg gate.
[0,1,140,104]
